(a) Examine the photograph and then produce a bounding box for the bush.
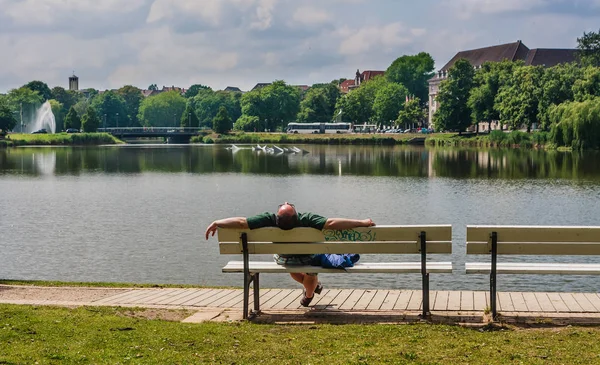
[506,130,530,145]
[202,136,214,144]
[488,130,507,143]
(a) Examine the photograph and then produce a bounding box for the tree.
[468,60,520,132]
[495,65,544,131]
[51,86,79,112]
[6,87,43,129]
[573,66,600,102]
[397,98,425,128]
[373,82,409,124]
[92,91,128,128]
[148,84,158,91]
[117,85,143,127]
[334,76,387,124]
[233,115,259,131]
[213,105,231,133]
[185,84,211,98]
[537,63,582,129]
[64,106,81,130]
[24,80,52,101]
[239,80,300,131]
[138,91,187,127]
[577,29,600,67]
[0,102,17,133]
[433,59,475,133]
[180,103,199,128]
[193,89,241,128]
[297,84,341,123]
[81,106,100,132]
[385,52,435,103]
[48,99,64,132]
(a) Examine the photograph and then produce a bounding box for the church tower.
[69,73,79,91]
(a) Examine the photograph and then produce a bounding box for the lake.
[1,144,599,292]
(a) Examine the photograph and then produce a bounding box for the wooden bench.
[218,225,452,319]
[466,225,600,319]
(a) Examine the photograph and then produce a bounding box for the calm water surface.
[1,144,599,292]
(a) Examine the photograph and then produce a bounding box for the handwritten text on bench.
[323,229,377,242]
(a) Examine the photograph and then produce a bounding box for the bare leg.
[303,274,318,298]
[289,273,305,284]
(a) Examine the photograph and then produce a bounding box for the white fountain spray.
[29,101,56,134]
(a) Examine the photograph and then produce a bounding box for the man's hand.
[205,221,218,240]
[364,218,376,227]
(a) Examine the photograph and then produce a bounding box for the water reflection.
[1,145,600,180]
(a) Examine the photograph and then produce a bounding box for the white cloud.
[292,6,331,25]
[448,0,546,19]
[1,0,146,26]
[338,23,424,55]
[250,0,278,30]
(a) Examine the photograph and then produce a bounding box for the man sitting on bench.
[205,202,375,306]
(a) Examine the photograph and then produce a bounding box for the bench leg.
[490,231,498,320]
[422,273,430,318]
[243,272,251,320]
[253,273,260,313]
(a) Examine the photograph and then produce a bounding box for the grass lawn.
[1,304,600,364]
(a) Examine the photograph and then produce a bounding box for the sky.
[0,0,599,93]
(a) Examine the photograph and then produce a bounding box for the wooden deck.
[4,287,600,323]
[87,288,600,313]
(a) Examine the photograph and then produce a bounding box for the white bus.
[286,122,352,134]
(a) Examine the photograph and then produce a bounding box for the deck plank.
[547,293,569,312]
[447,291,461,311]
[264,289,296,309]
[393,290,413,310]
[583,293,600,311]
[433,291,449,311]
[354,290,377,310]
[534,292,556,312]
[509,292,528,312]
[407,290,422,311]
[560,293,584,312]
[329,289,354,309]
[473,291,487,311]
[339,290,366,310]
[180,289,221,306]
[522,292,542,312]
[367,290,389,310]
[313,289,340,308]
[380,290,400,310]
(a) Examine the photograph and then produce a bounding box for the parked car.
[65,128,79,133]
[31,129,47,134]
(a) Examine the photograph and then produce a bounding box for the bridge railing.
[98,127,206,133]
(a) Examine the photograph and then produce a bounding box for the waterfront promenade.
[2,285,600,325]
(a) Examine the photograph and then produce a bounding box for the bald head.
[276,202,298,230]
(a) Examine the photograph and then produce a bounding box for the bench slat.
[218,225,452,243]
[222,261,453,274]
[467,242,600,255]
[220,241,452,255]
[466,225,600,244]
[466,262,600,275]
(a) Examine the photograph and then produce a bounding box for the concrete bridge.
[98,127,204,143]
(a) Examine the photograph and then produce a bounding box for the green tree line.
[434,29,600,148]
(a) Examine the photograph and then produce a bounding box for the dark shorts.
[273,254,318,276]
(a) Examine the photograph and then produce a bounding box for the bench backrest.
[466,225,600,255]
[219,225,452,255]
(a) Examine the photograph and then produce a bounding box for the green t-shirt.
[247,211,327,230]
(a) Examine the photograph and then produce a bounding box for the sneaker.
[300,291,314,307]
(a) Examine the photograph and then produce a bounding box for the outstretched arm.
[323,218,375,230]
[205,217,249,239]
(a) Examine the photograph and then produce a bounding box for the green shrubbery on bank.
[0,133,122,147]
[192,132,411,145]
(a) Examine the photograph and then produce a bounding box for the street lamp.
[188,112,191,129]
[116,113,119,129]
[103,114,107,130]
